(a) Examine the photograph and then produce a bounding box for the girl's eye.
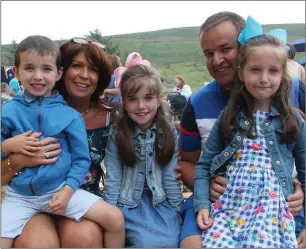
[145,95,153,101]
[270,68,280,73]
[127,97,136,102]
[43,67,52,72]
[24,66,33,71]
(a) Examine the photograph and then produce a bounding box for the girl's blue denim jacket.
[194,106,305,214]
[103,124,184,213]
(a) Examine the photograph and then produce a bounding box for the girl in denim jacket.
[194,17,305,248]
[103,64,183,247]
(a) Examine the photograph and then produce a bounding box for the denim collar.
[237,105,280,130]
[132,123,158,139]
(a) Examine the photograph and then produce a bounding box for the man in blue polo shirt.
[177,11,305,248]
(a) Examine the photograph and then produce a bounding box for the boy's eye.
[43,67,52,72]
[24,66,33,71]
[251,67,260,72]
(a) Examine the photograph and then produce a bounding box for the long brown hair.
[115,64,175,167]
[220,34,300,144]
[54,38,112,105]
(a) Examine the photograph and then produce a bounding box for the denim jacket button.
[269,141,273,145]
[265,123,269,126]
[237,136,241,141]
[276,160,280,164]
[244,120,249,125]
[223,151,230,157]
[149,152,153,156]
[282,181,286,186]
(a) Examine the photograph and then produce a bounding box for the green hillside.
[1,24,305,92]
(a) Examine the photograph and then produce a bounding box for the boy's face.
[14,51,63,97]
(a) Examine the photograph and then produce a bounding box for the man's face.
[200,21,239,89]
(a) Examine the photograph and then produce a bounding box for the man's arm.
[178,150,201,191]
[177,98,202,191]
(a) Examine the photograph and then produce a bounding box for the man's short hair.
[199,11,246,36]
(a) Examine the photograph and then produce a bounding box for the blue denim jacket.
[103,124,183,213]
[194,106,305,214]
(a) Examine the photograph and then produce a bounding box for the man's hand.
[297,229,305,248]
[197,209,212,230]
[49,185,74,215]
[286,178,304,216]
[210,176,228,203]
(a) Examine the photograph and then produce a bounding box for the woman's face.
[64,51,99,99]
[175,78,183,89]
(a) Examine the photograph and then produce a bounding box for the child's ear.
[13,65,20,81]
[56,67,64,81]
[237,66,243,81]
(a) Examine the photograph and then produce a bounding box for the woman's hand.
[14,136,61,167]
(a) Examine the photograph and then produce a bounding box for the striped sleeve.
[179,98,201,152]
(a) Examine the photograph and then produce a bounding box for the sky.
[1,1,305,44]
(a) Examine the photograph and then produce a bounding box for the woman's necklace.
[81,104,92,117]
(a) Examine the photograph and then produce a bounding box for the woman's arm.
[1,136,61,185]
[103,129,123,205]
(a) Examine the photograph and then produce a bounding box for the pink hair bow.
[114,52,151,88]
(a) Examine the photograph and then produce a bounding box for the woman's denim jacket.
[194,106,305,214]
[103,125,183,213]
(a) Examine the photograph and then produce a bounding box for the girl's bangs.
[125,77,157,96]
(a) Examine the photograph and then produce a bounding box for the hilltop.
[1,23,305,91]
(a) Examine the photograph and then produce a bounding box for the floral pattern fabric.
[202,111,297,248]
[79,125,110,198]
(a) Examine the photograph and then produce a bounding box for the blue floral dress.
[202,111,297,248]
[79,125,110,198]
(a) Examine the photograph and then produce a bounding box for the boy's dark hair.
[114,64,175,167]
[15,35,61,69]
[199,11,246,36]
[220,34,301,144]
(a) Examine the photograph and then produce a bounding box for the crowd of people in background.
[1,11,305,248]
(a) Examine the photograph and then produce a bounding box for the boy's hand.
[2,130,43,156]
[297,229,305,248]
[49,185,74,215]
[197,209,213,230]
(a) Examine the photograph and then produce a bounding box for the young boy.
[1,35,125,248]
